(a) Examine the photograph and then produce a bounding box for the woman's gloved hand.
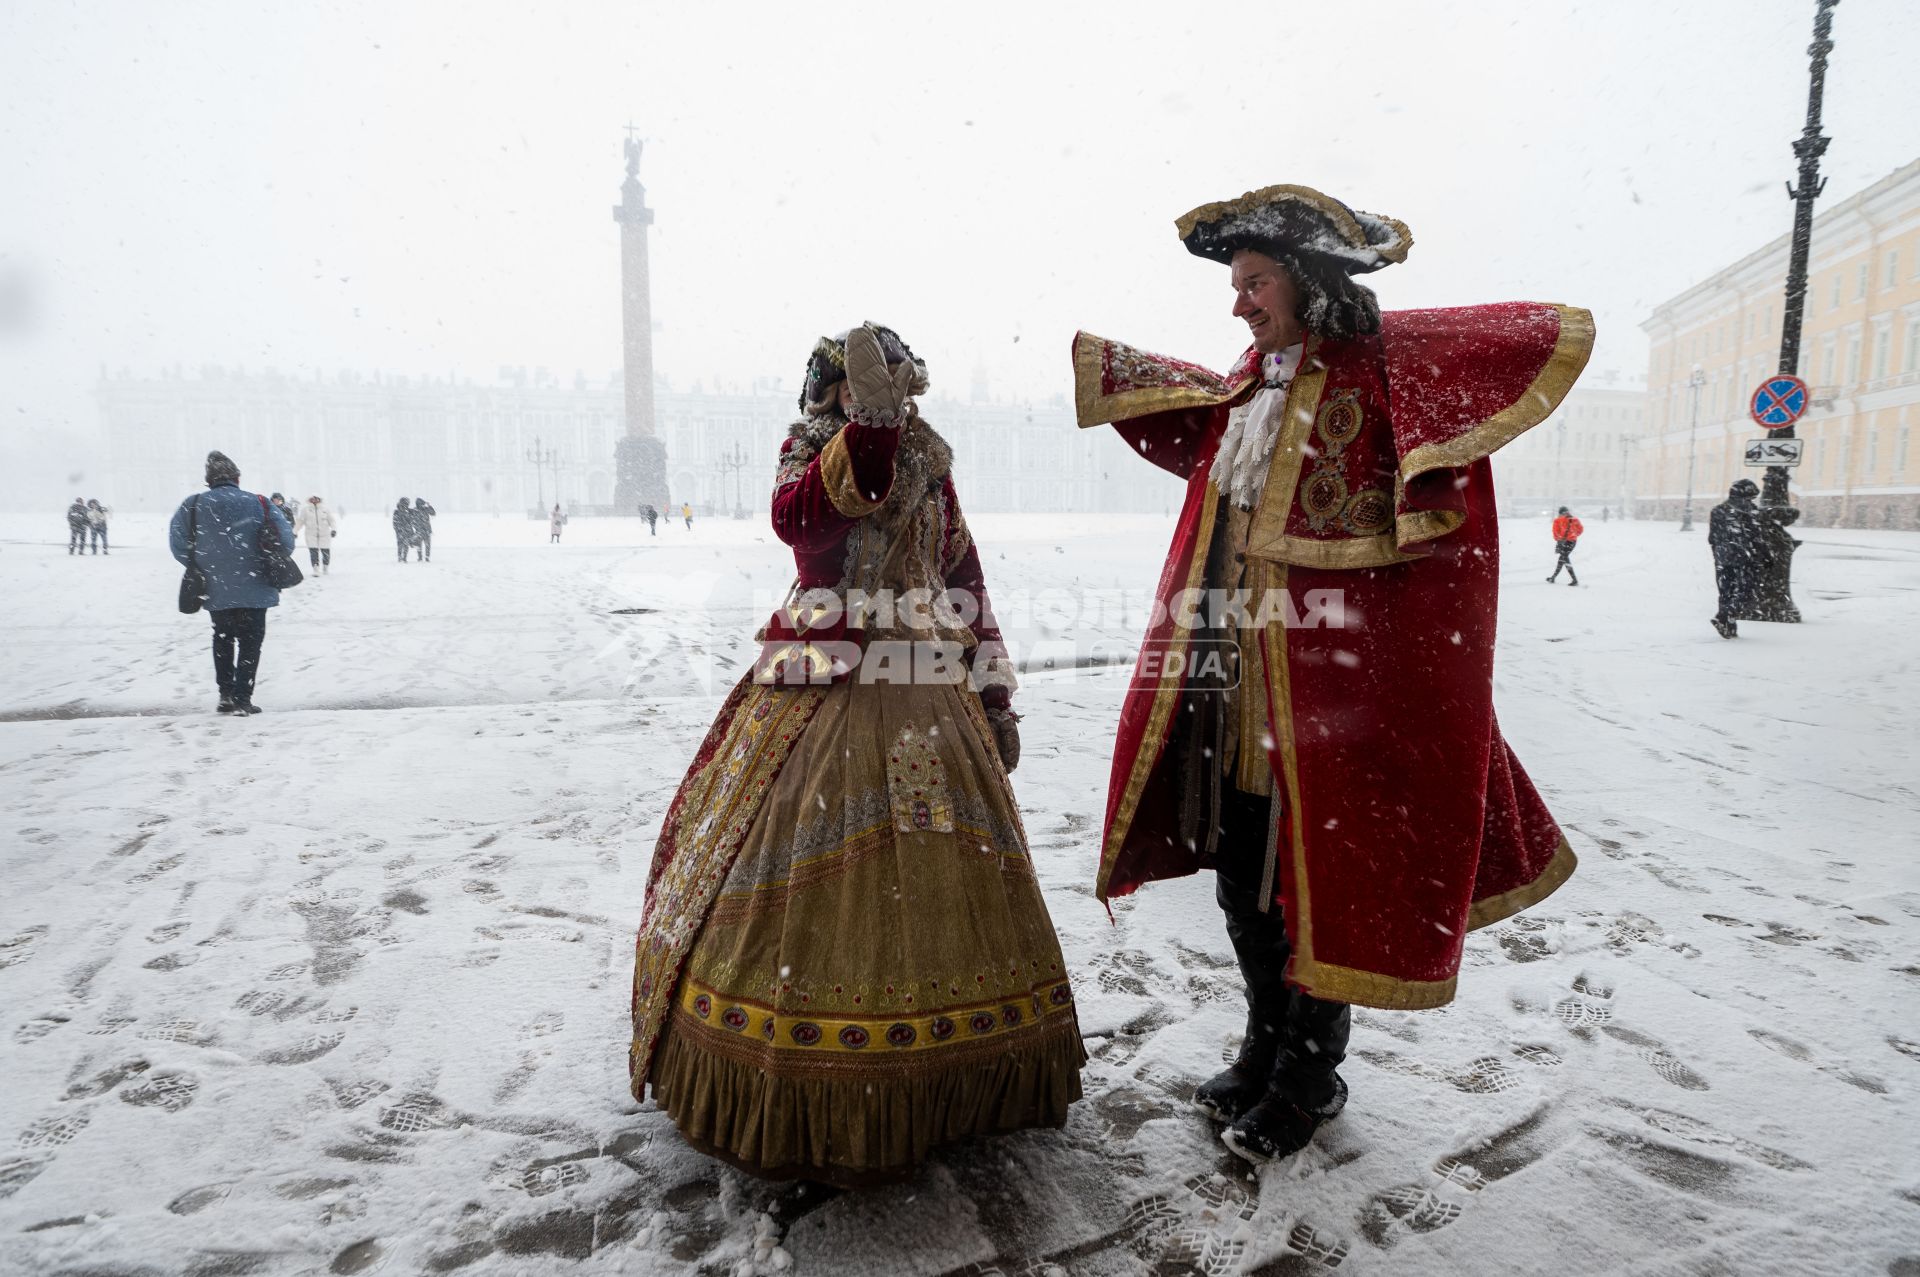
[986,706,1021,774]
[844,324,916,428]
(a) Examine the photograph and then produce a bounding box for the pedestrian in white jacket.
[295,496,338,573]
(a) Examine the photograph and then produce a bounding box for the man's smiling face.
[1230,249,1303,354]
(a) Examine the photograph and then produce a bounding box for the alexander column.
[612,130,669,513]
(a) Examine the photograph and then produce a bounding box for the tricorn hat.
[1176,184,1411,275]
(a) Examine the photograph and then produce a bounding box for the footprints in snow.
[1749,1027,1888,1095]
[1360,1110,1554,1251]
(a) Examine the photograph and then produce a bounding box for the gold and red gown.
[1076,302,1593,1010]
[627,411,1084,1184]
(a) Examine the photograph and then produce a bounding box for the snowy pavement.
[1,510,1917,1276]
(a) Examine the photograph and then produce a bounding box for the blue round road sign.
[1749,375,1810,430]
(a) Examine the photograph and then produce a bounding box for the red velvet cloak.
[1077,302,1592,1010]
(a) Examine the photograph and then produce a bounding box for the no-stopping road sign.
[1750,375,1810,430]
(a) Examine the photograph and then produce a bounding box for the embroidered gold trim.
[1343,488,1393,537]
[1366,213,1416,265]
[1315,389,1364,451]
[674,974,1077,1056]
[1246,533,1418,570]
[1176,184,1369,250]
[1071,331,1254,429]
[1257,569,1310,966]
[811,335,848,369]
[1396,305,1596,481]
[1242,340,1327,553]
[1288,957,1459,1011]
[1300,469,1350,531]
[1394,508,1467,549]
[1466,837,1578,931]
[629,683,827,1091]
[1096,489,1221,902]
[1283,839,1577,1009]
[819,429,885,519]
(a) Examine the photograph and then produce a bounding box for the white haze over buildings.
[4,0,1920,500]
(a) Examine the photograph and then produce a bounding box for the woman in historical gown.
[628,324,1084,1186]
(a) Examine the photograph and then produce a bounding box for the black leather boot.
[1222,1069,1348,1164]
[1193,1011,1282,1122]
[1222,990,1351,1163]
[1194,886,1296,1122]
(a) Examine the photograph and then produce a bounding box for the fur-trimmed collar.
[785,412,954,533]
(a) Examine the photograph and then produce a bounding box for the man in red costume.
[1074,184,1590,1162]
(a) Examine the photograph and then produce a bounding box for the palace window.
[1888,251,1901,290]
[1872,327,1892,382]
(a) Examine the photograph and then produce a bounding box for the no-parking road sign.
[1749,374,1810,430]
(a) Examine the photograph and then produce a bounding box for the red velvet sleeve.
[769,421,903,552]
[1108,404,1220,480]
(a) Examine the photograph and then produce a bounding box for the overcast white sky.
[4,0,1919,455]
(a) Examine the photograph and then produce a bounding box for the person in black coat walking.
[642,503,658,535]
[1708,480,1763,638]
[66,499,90,554]
[412,498,436,561]
[392,498,415,563]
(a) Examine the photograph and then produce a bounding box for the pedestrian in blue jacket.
[168,451,297,714]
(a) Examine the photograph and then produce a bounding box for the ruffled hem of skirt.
[648,1018,1087,1187]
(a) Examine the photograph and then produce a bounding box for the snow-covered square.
[1,512,1915,1275]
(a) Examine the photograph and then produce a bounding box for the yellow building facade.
[1641,157,1920,528]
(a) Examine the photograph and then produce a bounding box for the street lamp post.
[1738,0,1835,625]
[526,436,558,516]
[1619,434,1632,521]
[1770,0,1838,510]
[717,441,751,519]
[1679,366,1706,531]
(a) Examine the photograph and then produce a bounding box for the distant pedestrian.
[296,495,337,573]
[681,502,693,530]
[549,503,565,544]
[270,493,296,543]
[66,498,89,555]
[85,499,111,554]
[642,503,658,535]
[1601,506,1611,524]
[393,498,415,563]
[1546,506,1582,586]
[1708,480,1763,639]
[168,451,297,715]
[413,497,436,562]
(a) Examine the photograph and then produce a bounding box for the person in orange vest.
[1547,506,1583,585]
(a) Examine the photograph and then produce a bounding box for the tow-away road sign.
[1744,437,1804,467]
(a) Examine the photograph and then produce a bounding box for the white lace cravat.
[1210,344,1303,512]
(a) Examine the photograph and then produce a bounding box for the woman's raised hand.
[845,325,914,427]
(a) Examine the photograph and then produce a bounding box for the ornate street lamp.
[1680,366,1706,532]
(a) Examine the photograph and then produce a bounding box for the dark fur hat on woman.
[205,451,241,486]
[799,323,929,414]
[1176,184,1413,342]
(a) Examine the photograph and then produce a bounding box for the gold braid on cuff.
[819,430,887,519]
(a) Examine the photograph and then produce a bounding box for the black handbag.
[178,495,209,614]
[256,495,304,590]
